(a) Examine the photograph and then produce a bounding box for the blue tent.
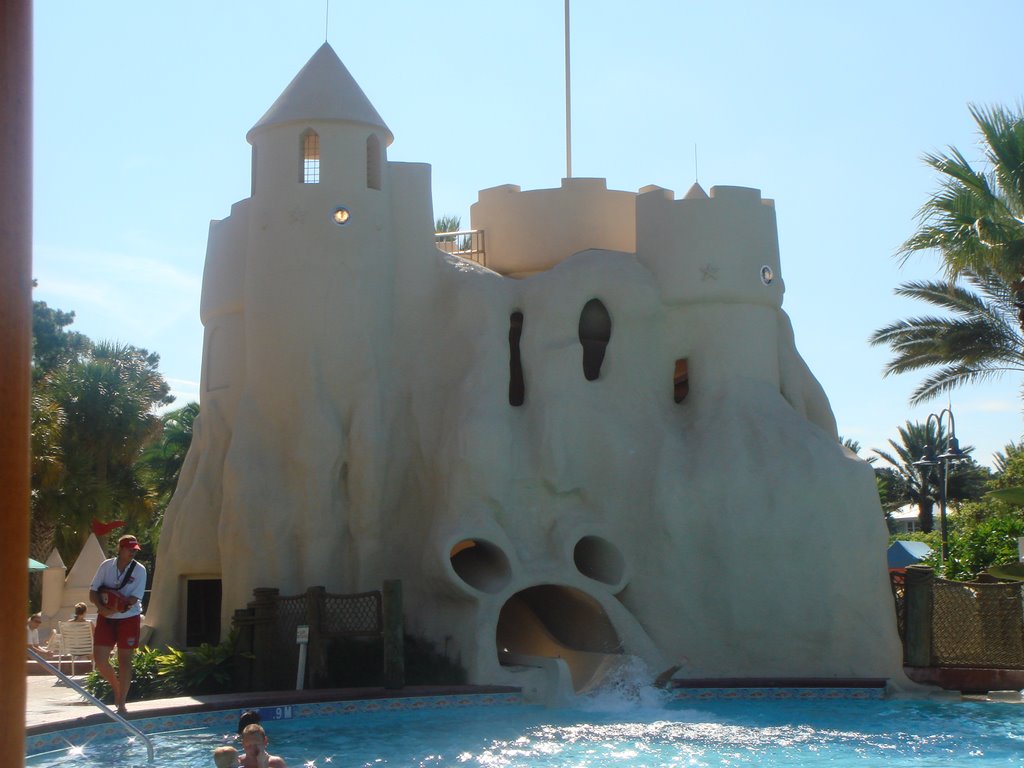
[887,540,932,570]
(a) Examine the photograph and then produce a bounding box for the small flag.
[91,518,126,536]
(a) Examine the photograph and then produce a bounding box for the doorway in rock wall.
[185,578,222,647]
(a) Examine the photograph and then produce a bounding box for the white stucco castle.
[147,43,905,696]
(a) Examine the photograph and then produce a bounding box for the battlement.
[471,178,635,277]
[468,177,783,305]
[636,183,784,308]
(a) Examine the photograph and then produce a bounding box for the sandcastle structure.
[147,43,905,695]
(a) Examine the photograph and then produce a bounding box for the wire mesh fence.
[891,569,1024,669]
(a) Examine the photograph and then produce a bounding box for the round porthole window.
[332,207,351,226]
[760,265,774,285]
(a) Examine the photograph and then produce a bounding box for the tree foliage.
[870,270,1024,404]
[874,104,1024,403]
[872,420,988,532]
[29,294,181,570]
[32,297,90,380]
[138,402,198,506]
[896,443,1024,580]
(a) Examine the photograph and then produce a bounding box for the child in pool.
[213,746,239,768]
[240,724,287,767]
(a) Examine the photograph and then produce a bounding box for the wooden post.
[231,607,257,691]
[305,585,326,688]
[382,580,404,689]
[251,588,279,691]
[903,565,935,667]
[0,0,32,763]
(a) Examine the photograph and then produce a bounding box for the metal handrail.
[28,648,155,763]
[434,229,486,267]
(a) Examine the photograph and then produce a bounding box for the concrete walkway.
[26,674,94,729]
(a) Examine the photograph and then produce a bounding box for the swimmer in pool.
[239,723,287,768]
[213,745,240,768]
[237,709,261,736]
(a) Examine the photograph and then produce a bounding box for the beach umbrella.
[887,540,931,570]
[28,558,48,572]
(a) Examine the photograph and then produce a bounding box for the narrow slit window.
[509,311,525,406]
[366,134,382,190]
[673,358,689,403]
[301,129,320,184]
[578,299,612,381]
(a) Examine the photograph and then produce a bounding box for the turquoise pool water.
[26,695,1024,767]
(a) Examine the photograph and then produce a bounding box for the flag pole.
[564,0,572,179]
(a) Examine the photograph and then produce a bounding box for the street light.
[912,407,965,564]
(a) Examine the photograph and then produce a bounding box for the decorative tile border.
[26,692,523,757]
[670,687,885,701]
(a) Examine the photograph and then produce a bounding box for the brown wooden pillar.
[382,580,404,689]
[903,564,935,668]
[0,0,32,764]
[305,585,326,688]
[251,588,279,691]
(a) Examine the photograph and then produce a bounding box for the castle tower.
[149,44,406,646]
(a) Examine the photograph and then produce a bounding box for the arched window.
[509,311,525,406]
[366,134,382,190]
[578,299,611,381]
[301,129,320,184]
[673,358,689,403]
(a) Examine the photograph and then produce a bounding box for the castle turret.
[636,184,783,307]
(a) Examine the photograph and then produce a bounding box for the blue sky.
[32,1,1024,467]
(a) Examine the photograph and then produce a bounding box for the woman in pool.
[239,723,287,767]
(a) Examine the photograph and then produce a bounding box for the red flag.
[91,518,126,536]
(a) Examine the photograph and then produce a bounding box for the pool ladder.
[28,648,155,763]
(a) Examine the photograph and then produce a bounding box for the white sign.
[296,624,309,644]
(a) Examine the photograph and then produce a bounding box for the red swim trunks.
[94,614,141,649]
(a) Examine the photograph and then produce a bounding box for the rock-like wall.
[147,45,904,695]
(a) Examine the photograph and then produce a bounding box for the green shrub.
[945,509,1024,581]
[156,634,241,696]
[82,646,166,702]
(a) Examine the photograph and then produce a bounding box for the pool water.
[27,696,1024,767]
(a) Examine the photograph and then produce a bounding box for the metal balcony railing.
[435,229,486,267]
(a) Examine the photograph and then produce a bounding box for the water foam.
[576,656,673,713]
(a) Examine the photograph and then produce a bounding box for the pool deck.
[25,674,520,735]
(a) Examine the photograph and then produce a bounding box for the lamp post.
[912,408,965,564]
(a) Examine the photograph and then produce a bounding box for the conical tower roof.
[247,43,393,145]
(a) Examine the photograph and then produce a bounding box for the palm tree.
[993,440,1024,474]
[30,341,173,565]
[899,104,1024,326]
[138,401,199,508]
[873,420,986,533]
[869,269,1024,404]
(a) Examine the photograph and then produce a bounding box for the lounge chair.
[55,620,94,675]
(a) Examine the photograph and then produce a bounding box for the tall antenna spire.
[324,0,330,42]
[694,144,699,183]
[564,0,572,179]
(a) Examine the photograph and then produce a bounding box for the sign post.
[295,624,309,690]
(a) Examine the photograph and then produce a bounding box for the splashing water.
[577,655,673,712]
